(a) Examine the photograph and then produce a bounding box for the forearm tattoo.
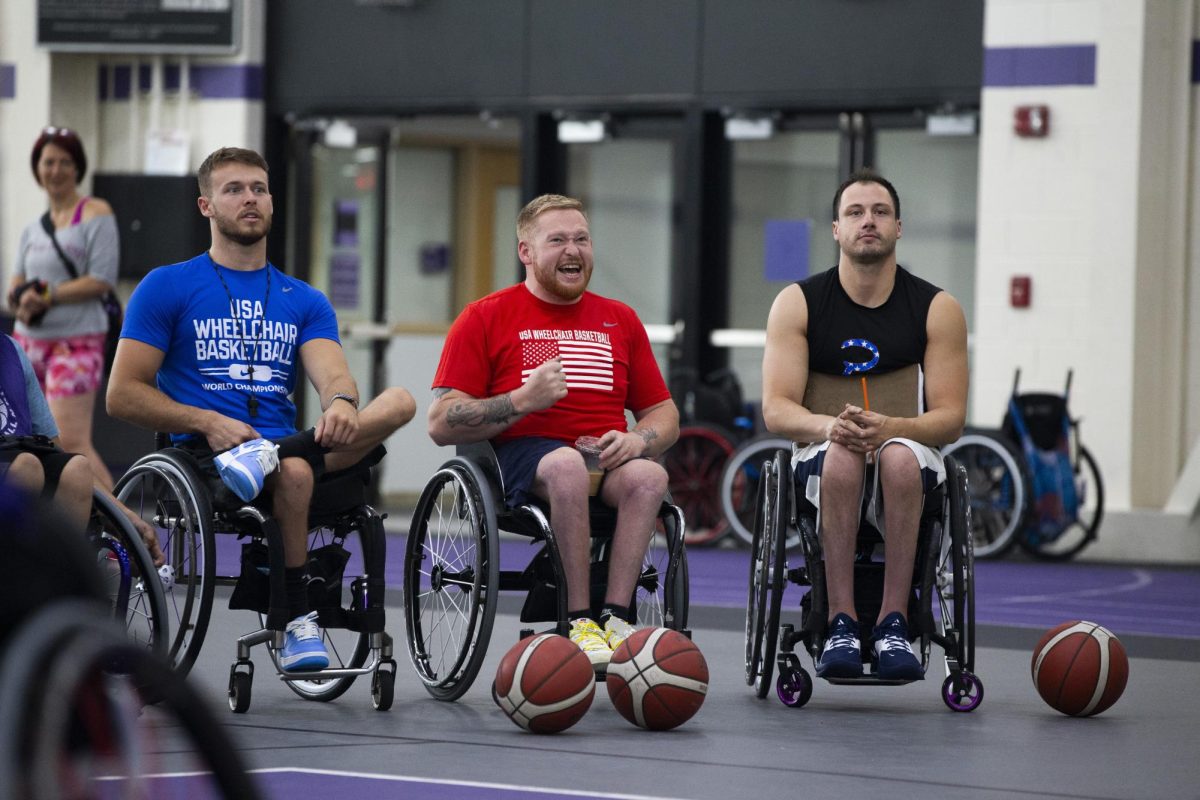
[636,428,658,445]
[445,393,519,429]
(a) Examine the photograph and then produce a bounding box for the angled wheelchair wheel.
[1018,445,1104,561]
[115,451,216,675]
[937,458,980,710]
[404,458,499,701]
[89,489,168,656]
[636,504,689,630]
[943,430,1027,558]
[747,450,788,698]
[0,601,261,800]
[662,423,737,545]
[721,437,791,548]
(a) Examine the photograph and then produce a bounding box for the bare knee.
[537,448,590,501]
[878,444,921,492]
[377,386,417,429]
[272,456,314,505]
[3,453,46,494]
[59,455,94,497]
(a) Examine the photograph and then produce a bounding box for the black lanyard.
[209,257,271,419]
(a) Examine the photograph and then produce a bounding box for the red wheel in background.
[661,424,736,546]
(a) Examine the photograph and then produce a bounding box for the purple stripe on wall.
[95,63,263,101]
[984,44,1096,87]
[1,64,15,99]
[1193,40,1199,84]
[189,64,263,99]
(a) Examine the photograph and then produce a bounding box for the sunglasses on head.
[42,126,73,137]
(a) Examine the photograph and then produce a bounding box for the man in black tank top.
[762,170,968,682]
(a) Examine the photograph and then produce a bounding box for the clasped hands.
[825,404,888,456]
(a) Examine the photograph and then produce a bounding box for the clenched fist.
[518,358,569,413]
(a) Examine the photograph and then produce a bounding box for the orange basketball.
[606,628,708,730]
[492,634,595,733]
[1031,620,1129,717]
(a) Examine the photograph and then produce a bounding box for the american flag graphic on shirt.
[522,334,614,392]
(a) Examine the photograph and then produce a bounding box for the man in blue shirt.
[108,147,415,670]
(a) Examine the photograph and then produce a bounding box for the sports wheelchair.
[89,488,168,655]
[404,442,689,701]
[113,443,396,713]
[745,449,982,712]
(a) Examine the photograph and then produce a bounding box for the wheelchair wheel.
[264,524,371,703]
[404,459,499,701]
[636,505,689,630]
[89,489,168,656]
[937,459,979,696]
[721,436,795,549]
[745,450,788,698]
[115,452,216,675]
[0,601,261,800]
[943,430,1027,558]
[662,423,736,545]
[1018,445,1104,561]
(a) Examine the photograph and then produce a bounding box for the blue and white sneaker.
[279,611,330,671]
[213,438,279,502]
[873,612,924,680]
[816,612,863,678]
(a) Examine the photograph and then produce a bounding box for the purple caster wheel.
[776,666,813,708]
[942,671,984,712]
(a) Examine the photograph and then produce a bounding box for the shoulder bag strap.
[39,212,81,280]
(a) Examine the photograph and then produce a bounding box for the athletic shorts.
[791,437,945,540]
[494,437,574,508]
[13,332,106,400]
[0,435,81,501]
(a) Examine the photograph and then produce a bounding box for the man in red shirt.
[428,194,680,668]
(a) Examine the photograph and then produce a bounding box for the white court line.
[251,767,695,800]
[991,568,1153,604]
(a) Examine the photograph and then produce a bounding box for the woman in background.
[7,127,119,489]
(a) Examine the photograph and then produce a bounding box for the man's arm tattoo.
[446,394,519,428]
[636,428,658,445]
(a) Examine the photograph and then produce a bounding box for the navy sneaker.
[873,612,924,680]
[279,611,330,671]
[214,438,279,502]
[816,613,863,678]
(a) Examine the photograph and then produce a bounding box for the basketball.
[606,627,709,730]
[1031,620,1129,717]
[492,633,595,733]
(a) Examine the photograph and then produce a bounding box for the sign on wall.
[38,0,239,54]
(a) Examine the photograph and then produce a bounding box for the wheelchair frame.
[114,447,397,713]
[744,449,983,712]
[404,442,689,702]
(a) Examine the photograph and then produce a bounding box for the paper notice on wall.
[144,129,191,175]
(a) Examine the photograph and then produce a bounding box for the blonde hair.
[516,194,586,242]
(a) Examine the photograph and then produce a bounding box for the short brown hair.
[516,194,586,242]
[197,147,269,196]
[31,127,87,184]
[832,169,900,221]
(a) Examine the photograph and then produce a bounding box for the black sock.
[285,567,308,620]
[598,603,631,626]
[567,608,594,624]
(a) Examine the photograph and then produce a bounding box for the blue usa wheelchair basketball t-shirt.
[121,252,340,443]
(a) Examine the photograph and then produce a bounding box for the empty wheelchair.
[404,442,689,701]
[113,445,397,712]
[745,449,982,712]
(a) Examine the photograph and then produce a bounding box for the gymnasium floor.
[135,529,1200,800]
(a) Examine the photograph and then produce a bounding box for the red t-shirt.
[432,284,671,444]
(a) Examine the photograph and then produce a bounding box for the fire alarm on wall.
[1014,105,1050,137]
[1010,275,1032,308]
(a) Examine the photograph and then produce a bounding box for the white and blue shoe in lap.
[214,438,280,502]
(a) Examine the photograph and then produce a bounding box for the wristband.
[330,393,359,410]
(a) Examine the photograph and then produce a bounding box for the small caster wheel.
[942,671,984,712]
[372,660,396,711]
[229,671,252,713]
[776,664,813,708]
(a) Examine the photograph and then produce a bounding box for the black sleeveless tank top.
[799,265,941,377]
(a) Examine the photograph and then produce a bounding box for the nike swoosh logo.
[282,286,293,292]
[603,321,617,327]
